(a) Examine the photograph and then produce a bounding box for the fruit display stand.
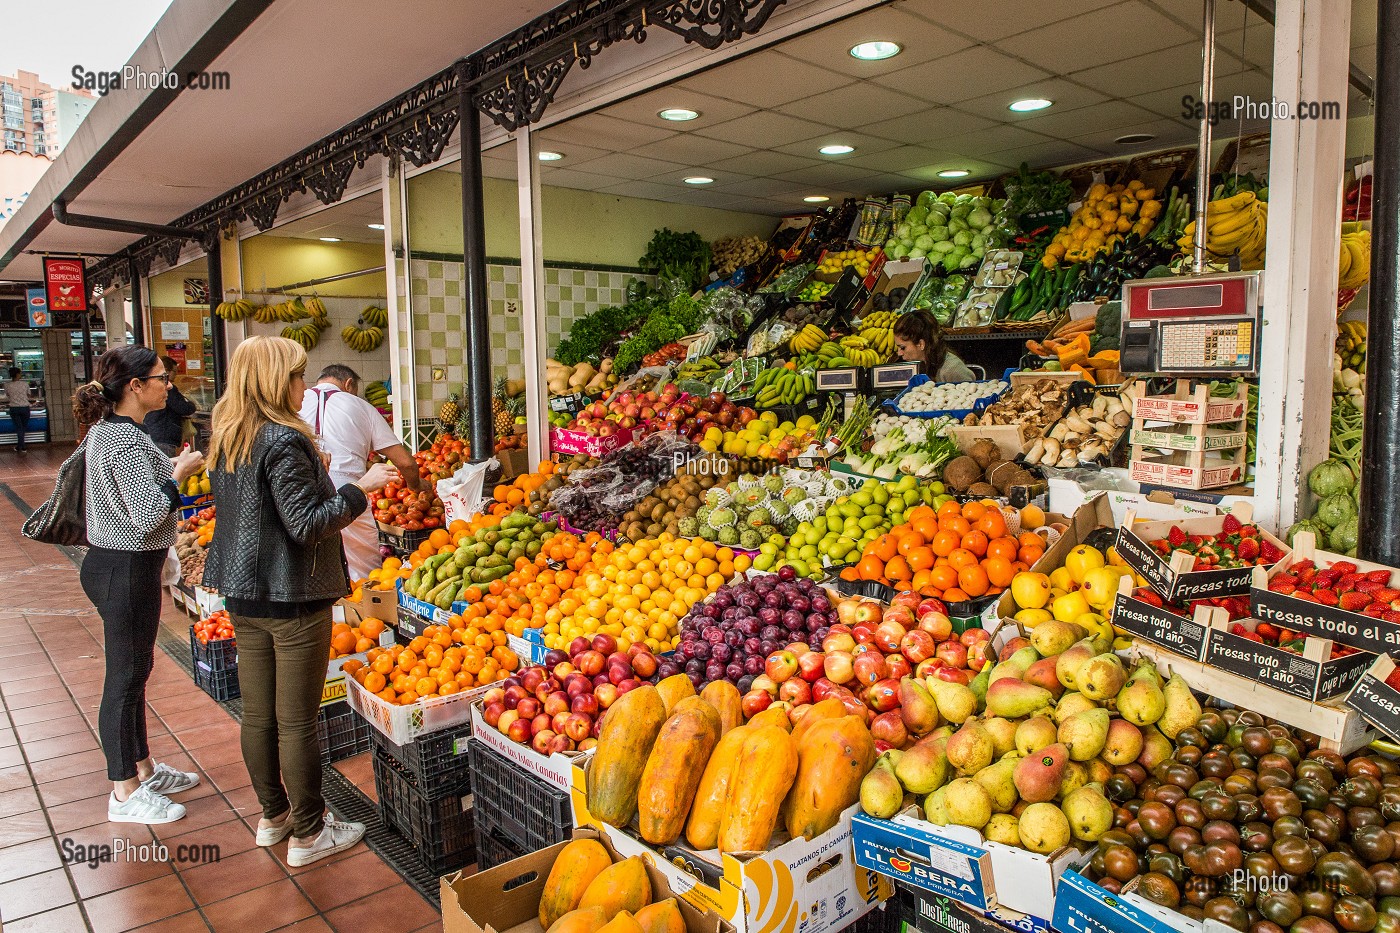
[1113,506,1287,602]
[1199,615,1373,703]
[322,625,396,707]
[378,521,432,559]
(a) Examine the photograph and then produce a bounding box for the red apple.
[960,628,992,648]
[822,631,857,654]
[824,650,855,685]
[751,674,779,696]
[765,650,799,683]
[779,678,812,706]
[811,678,839,702]
[967,641,995,673]
[998,636,1030,661]
[786,642,811,655]
[565,673,593,697]
[797,651,826,682]
[503,684,528,709]
[564,713,594,742]
[917,597,948,618]
[914,657,947,679]
[870,709,909,746]
[532,729,556,754]
[935,640,968,669]
[882,604,915,629]
[918,610,953,641]
[741,689,773,718]
[836,600,861,627]
[854,601,882,626]
[482,687,506,707]
[616,678,640,693]
[569,636,591,657]
[837,692,870,722]
[594,683,619,709]
[852,623,877,645]
[497,709,519,734]
[900,629,937,664]
[873,619,908,654]
[892,591,922,612]
[853,651,889,686]
[885,654,913,681]
[483,701,505,727]
[866,678,902,713]
[933,666,971,685]
[531,713,553,735]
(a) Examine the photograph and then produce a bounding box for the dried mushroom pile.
[963,378,1070,440]
[1024,384,1135,468]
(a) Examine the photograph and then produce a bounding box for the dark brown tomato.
[1137,801,1177,840]
[1299,889,1336,919]
[1305,809,1344,847]
[1205,792,1242,821]
[1259,768,1296,791]
[1261,787,1304,820]
[1168,825,1202,856]
[1272,835,1317,875]
[1205,896,1250,931]
[1351,807,1385,833]
[1371,862,1400,897]
[1102,844,1142,883]
[1290,914,1340,933]
[1335,895,1379,933]
[1242,727,1276,757]
[1260,890,1305,926]
[1242,821,1275,852]
[1176,797,1206,829]
[1136,872,1181,909]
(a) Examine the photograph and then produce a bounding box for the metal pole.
[80,311,94,380]
[517,127,548,466]
[128,256,145,346]
[1360,0,1398,561]
[459,88,493,463]
[206,235,227,395]
[1193,0,1217,274]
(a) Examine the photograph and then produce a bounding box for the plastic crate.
[194,664,240,701]
[317,702,372,763]
[377,523,431,557]
[474,825,527,871]
[372,749,475,874]
[188,626,237,673]
[369,719,473,783]
[469,740,572,853]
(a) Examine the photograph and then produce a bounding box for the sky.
[2,0,175,89]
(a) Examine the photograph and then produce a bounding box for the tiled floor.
[0,446,445,932]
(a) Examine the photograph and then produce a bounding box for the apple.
[917,597,948,618]
[811,678,840,702]
[836,692,870,723]
[482,687,506,707]
[497,709,520,734]
[741,689,773,718]
[822,631,857,654]
[547,734,576,755]
[836,600,860,627]
[935,641,968,669]
[532,729,557,754]
[851,623,877,646]
[503,684,528,709]
[516,697,541,721]
[885,654,913,681]
[483,701,506,727]
[870,709,908,746]
[751,674,779,696]
[520,668,546,693]
[852,651,889,686]
[960,628,992,648]
[544,691,570,717]
[892,591,923,612]
[853,601,881,626]
[882,604,915,629]
[873,619,908,654]
[779,678,812,706]
[866,678,902,713]
[765,650,799,683]
[967,641,994,673]
[564,713,594,743]
[918,610,953,641]
[797,651,826,682]
[933,666,971,685]
[900,629,937,664]
[594,683,619,709]
[999,636,1030,661]
[786,642,811,655]
[788,703,811,726]
[534,683,555,703]
[914,658,947,679]
[824,650,855,685]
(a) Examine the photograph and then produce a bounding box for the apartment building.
[0,70,94,156]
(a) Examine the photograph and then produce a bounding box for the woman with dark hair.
[893,310,976,383]
[143,355,198,456]
[74,346,206,824]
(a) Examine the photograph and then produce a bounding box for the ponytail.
[72,345,159,427]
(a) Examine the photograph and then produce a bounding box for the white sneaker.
[255,814,294,847]
[285,816,365,867]
[141,762,201,796]
[109,786,187,824]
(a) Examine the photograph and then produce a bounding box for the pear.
[1013,742,1068,803]
[1057,761,1089,801]
[1053,692,1099,724]
[1058,707,1110,761]
[984,678,1053,720]
[1022,657,1065,698]
[1102,718,1145,766]
[1084,757,1114,785]
[1030,620,1079,657]
[1138,725,1174,770]
[1018,802,1072,854]
[1078,654,1127,702]
[926,677,977,725]
[895,736,950,795]
[1116,660,1166,726]
[1062,785,1115,842]
[984,812,1021,846]
[946,720,994,774]
[1015,716,1059,755]
[988,647,1040,684]
[1055,639,1097,690]
[944,778,993,829]
[968,666,991,709]
[973,758,1019,813]
[924,786,949,825]
[860,752,905,818]
[899,677,942,736]
[1158,673,1202,739]
[981,717,1018,759]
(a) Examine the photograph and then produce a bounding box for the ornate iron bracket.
[651,0,787,50]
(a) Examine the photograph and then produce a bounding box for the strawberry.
[1222,514,1243,534]
[1273,583,1298,596]
[1151,539,1172,555]
[1272,573,1300,587]
[1367,569,1393,584]
[1374,588,1400,604]
[1133,588,1165,608]
[1226,597,1251,619]
[1297,566,1318,585]
[1230,622,1251,636]
[1355,579,1384,595]
[1333,561,1359,576]
[1168,526,1188,547]
[1316,569,1343,588]
[1237,539,1261,563]
[1383,610,1400,625]
[1363,604,1389,618]
[1255,622,1282,641]
[1313,589,1340,606]
[1260,540,1285,564]
[1240,526,1259,538]
[1193,558,1212,571]
[1292,591,1317,602]
[1339,592,1372,612]
[1338,572,1364,590]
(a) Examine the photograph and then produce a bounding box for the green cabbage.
[1308,458,1356,497]
[1315,493,1358,529]
[1286,519,1327,545]
[968,208,993,227]
[1329,515,1359,554]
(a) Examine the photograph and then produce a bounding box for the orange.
[912,515,940,540]
[354,636,374,653]
[987,537,1020,562]
[947,548,978,571]
[960,531,989,557]
[363,671,386,693]
[943,516,971,537]
[931,530,961,557]
[958,565,990,597]
[428,528,451,549]
[1019,531,1045,549]
[976,510,1007,540]
[371,654,394,675]
[1019,544,1045,565]
[331,631,357,655]
[929,565,960,591]
[983,556,1015,588]
[960,501,987,522]
[857,555,885,581]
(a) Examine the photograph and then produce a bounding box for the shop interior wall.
[148,266,213,389]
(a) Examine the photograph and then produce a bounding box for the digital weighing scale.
[1119,271,1262,376]
[815,366,867,422]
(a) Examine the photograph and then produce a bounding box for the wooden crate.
[944,423,1032,460]
[1129,381,1249,490]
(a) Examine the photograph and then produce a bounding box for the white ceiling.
[263,193,385,244]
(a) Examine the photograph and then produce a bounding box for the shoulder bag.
[22,439,89,546]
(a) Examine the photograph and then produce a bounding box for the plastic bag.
[437,458,497,526]
[162,547,181,587]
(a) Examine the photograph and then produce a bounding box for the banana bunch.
[1339,224,1371,290]
[858,325,894,358]
[839,334,883,367]
[214,298,256,321]
[753,367,813,409]
[364,381,390,408]
[304,295,330,327]
[342,319,385,353]
[860,310,898,330]
[282,320,323,350]
[789,323,828,354]
[1338,320,1367,370]
[252,302,280,324]
[1176,191,1268,270]
[361,304,388,328]
[814,341,853,368]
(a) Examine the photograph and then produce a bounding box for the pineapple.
[438,393,461,434]
[492,377,513,437]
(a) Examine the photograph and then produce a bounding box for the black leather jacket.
[202,423,368,603]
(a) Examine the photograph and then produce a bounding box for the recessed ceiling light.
[803,195,830,203]
[319,237,341,242]
[849,41,902,61]
[658,108,699,122]
[937,169,971,179]
[1008,98,1054,112]
[367,223,385,230]
[537,151,564,161]
[1115,133,1156,145]
[684,176,714,185]
[819,144,855,156]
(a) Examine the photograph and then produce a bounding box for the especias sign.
[43,257,88,313]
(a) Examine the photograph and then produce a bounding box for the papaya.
[685,724,753,850]
[540,839,614,928]
[637,705,721,845]
[672,696,721,737]
[719,725,799,854]
[588,685,668,827]
[579,856,652,921]
[745,706,792,732]
[789,697,846,746]
[781,715,876,841]
[547,907,610,933]
[700,681,743,735]
[655,673,696,714]
[596,911,645,933]
[634,899,686,933]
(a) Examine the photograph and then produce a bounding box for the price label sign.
[1110,592,1207,661]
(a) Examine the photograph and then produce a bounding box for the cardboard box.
[994,496,1115,622]
[900,881,1053,933]
[1249,531,1400,657]
[859,259,926,316]
[852,808,1087,920]
[396,578,453,638]
[1047,480,1226,526]
[469,699,586,792]
[1051,869,1197,933]
[1114,506,1288,602]
[442,827,732,933]
[194,585,225,618]
[498,448,531,481]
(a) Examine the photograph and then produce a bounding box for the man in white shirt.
[299,364,424,578]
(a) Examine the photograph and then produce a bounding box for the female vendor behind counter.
[893,311,976,383]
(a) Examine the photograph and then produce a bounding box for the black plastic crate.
[469,740,572,853]
[189,626,237,673]
[317,702,371,763]
[369,720,473,784]
[474,825,528,871]
[372,749,475,874]
[377,524,431,557]
[194,664,240,701]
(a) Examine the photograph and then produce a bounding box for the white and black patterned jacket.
[83,415,181,551]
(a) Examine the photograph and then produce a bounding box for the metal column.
[206,235,227,395]
[459,90,493,463]
[517,128,548,466]
[1360,0,1398,560]
[128,256,145,346]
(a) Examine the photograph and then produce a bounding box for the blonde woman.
[203,336,397,867]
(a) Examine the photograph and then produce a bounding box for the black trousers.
[80,547,166,782]
[9,406,29,451]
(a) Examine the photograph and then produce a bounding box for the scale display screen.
[816,367,861,392]
[870,362,920,390]
[1120,272,1262,375]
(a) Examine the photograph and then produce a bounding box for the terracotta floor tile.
[0,743,26,769]
[323,884,438,933]
[293,848,402,911]
[163,816,259,861]
[84,872,198,933]
[180,846,287,905]
[0,784,41,817]
[0,763,33,792]
[0,808,51,848]
[30,748,109,783]
[47,792,115,834]
[146,733,187,759]
[5,687,76,710]
[0,866,77,920]
[71,679,107,699]
[189,741,247,771]
[70,843,176,899]
[0,633,40,649]
[38,768,111,806]
[271,918,333,933]
[149,797,244,842]
[64,664,110,685]
[2,903,90,933]
[0,650,50,673]
[16,714,91,742]
[162,707,234,732]
[0,667,62,688]
[145,679,200,701]
[128,910,215,932]
[0,835,63,883]
[332,755,375,795]
[204,761,252,793]
[23,729,101,761]
[177,722,243,751]
[200,878,315,933]
[0,727,17,747]
[8,698,80,724]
